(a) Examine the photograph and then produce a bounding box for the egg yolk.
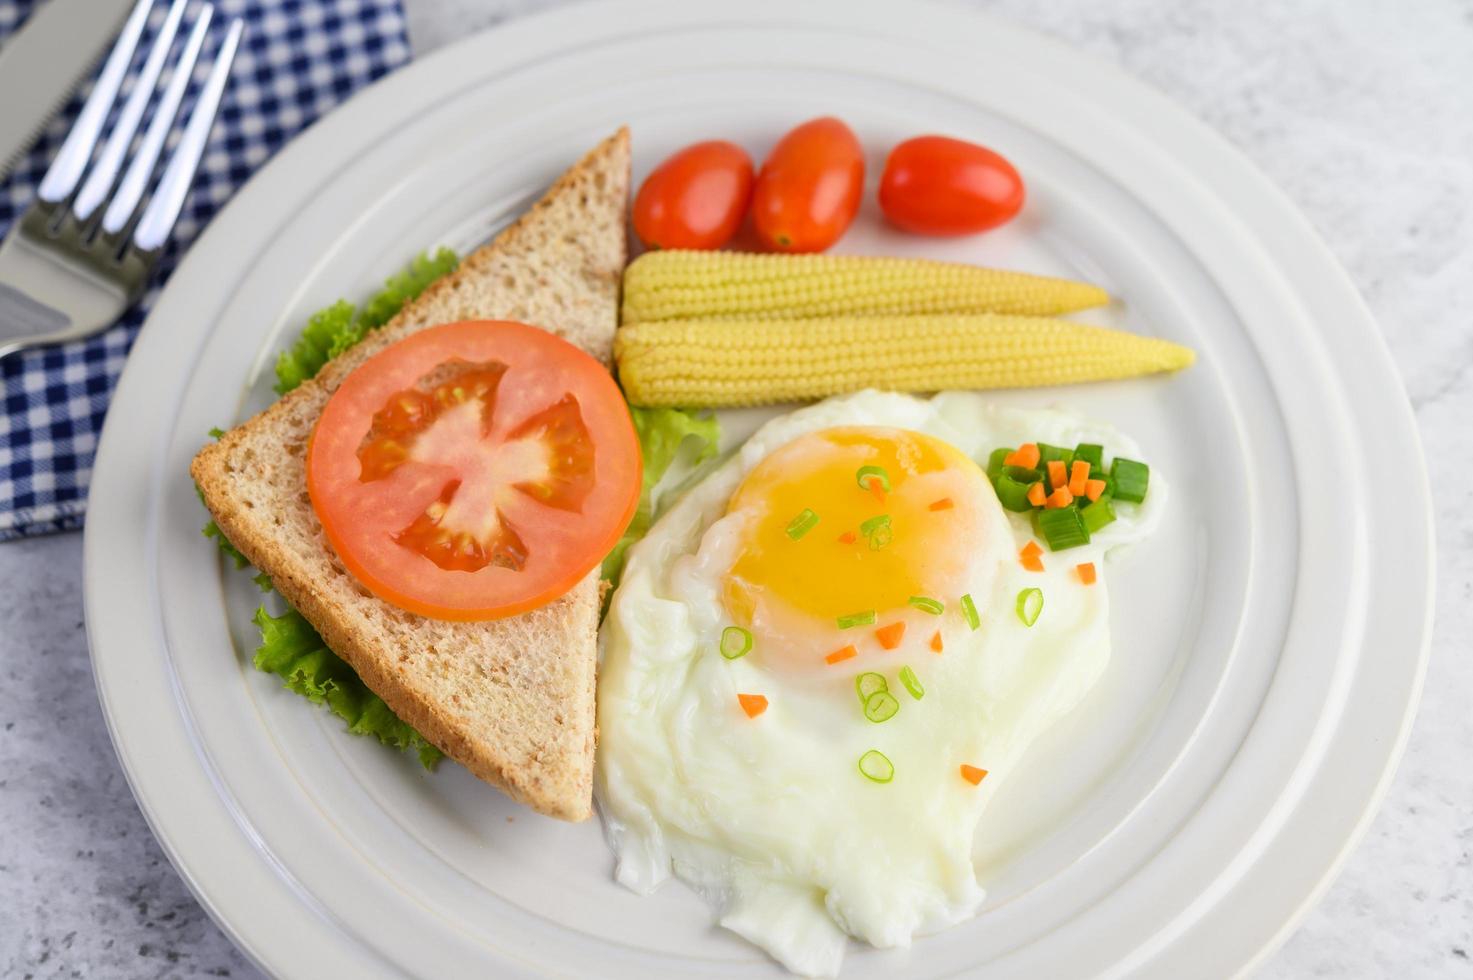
[724,427,993,628]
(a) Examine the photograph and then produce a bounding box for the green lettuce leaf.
[253,606,443,769]
[273,248,459,394]
[273,300,354,394]
[601,406,720,587]
[357,249,460,332]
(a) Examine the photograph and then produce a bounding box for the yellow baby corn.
[621,250,1110,324]
[615,315,1195,407]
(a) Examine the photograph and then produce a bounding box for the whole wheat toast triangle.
[192,128,630,821]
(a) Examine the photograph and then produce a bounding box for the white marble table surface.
[3,0,1468,976]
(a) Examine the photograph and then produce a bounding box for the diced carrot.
[960,764,989,786]
[1004,443,1040,469]
[1020,540,1043,560]
[1026,482,1047,507]
[1076,562,1097,585]
[928,497,954,512]
[930,630,944,653]
[737,693,768,718]
[875,621,906,650]
[1047,459,1067,490]
[1084,479,1107,502]
[1068,460,1090,497]
[837,530,857,544]
[1019,540,1045,571]
[867,478,887,504]
[825,644,858,664]
[1046,486,1074,509]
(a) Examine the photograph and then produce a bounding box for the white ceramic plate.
[83,2,1433,977]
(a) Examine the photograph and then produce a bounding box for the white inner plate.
[83,2,1432,978]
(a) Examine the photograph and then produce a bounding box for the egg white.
[596,390,1165,976]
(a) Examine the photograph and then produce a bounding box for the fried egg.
[596,390,1165,976]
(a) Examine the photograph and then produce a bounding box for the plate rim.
[82,2,1434,977]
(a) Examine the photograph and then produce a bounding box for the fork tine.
[101,7,214,238]
[72,0,191,223]
[36,0,156,204]
[129,17,242,254]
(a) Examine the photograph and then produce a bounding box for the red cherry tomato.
[632,140,754,250]
[751,117,864,253]
[878,135,1025,236]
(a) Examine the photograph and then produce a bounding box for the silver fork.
[0,0,242,360]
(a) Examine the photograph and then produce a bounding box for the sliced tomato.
[307,320,641,621]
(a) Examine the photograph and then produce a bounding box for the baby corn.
[622,250,1110,324]
[615,315,1195,407]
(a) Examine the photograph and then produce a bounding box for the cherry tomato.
[307,320,641,622]
[879,135,1025,236]
[632,140,754,250]
[751,117,865,253]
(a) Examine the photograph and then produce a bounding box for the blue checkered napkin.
[0,0,411,539]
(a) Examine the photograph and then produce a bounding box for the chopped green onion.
[908,595,945,615]
[860,513,893,551]
[1016,587,1044,627]
[855,672,889,704]
[899,665,925,700]
[863,689,900,723]
[1073,443,1104,470]
[1037,443,1074,468]
[855,465,891,492]
[986,448,1011,480]
[837,610,877,629]
[719,625,753,660]
[1036,506,1091,551]
[858,749,894,783]
[1004,464,1043,484]
[960,593,981,631]
[786,508,820,540]
[1110,457,1150,503]
[1081,497,1117,534]
[992,469,1039,512]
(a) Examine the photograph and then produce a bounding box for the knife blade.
[0,0,136,183]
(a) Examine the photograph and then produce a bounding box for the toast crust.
[192,129,630,821]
